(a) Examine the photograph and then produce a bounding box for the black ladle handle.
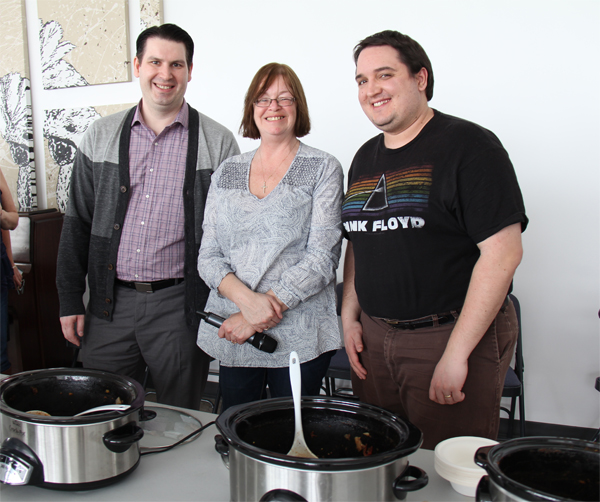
[197,310,277,353]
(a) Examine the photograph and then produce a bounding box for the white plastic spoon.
[287,351,318,458]
[74,404,131,417]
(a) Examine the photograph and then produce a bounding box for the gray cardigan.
[57,104,239,329]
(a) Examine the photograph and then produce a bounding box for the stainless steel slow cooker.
[215,396,428,501]
[0,368,147,489]
[475,437,599,501]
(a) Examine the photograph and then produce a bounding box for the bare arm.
[340,242,368,379]
[429,223,523,405]
[0,171,19,230]
[1,228,22,289]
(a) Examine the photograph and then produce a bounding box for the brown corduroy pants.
[351,299,518,450]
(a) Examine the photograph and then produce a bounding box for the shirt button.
[141,221,144,225]
[146,194,149,198]
[136,249,140,253]
[150,169,154,172]
[135,274,139,278]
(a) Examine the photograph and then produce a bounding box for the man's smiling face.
[133,36,192,116]
[355,45,428,137]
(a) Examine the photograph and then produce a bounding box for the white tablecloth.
[0,378,470,501]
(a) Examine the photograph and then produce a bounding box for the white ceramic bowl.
[434,436,498,497]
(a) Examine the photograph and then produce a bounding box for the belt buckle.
[134,282,154,293]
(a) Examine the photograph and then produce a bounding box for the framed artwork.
[37,0,131,89]
[140,0,163,31]
[0,0,37,211]
[44,103,135,212]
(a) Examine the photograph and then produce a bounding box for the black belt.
[380,312,459,330]
[379,296,510,331]
[115,278,184,293]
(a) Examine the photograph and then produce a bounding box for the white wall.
[24,0,599,429]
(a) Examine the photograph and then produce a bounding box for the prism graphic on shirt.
[342,165,432,234]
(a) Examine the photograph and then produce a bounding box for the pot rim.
[216,396,423,471]
[477,436,600,502]
[0,368,145,425]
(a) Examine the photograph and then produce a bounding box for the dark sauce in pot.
[236,408,400,459]
[499,448,600,501]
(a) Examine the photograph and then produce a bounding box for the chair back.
[335,282,343,316]
[508,293,524,382]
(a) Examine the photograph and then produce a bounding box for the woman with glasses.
[196,63,343,411]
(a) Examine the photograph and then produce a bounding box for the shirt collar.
[131,99,189,130]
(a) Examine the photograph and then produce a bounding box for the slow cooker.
[475,437,599,501]
[0,368,147,490]
[215,396,428,501]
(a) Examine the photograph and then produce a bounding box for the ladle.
[74,404,131,417]
[287,351,318,458]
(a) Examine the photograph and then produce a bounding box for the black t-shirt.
[342,110,528,319]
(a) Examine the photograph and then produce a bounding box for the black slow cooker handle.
[259,489,308,502]
[392,464,428,500]
[103,423,144,453]
[476,476,493,502]
[214,434,229,458]
[474,445,493,469]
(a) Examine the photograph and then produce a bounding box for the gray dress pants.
[82,281,210,409]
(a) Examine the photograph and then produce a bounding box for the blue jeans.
[219,350,335,412]
[1,287,10,373]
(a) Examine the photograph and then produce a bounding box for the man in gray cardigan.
[57,24,239,408]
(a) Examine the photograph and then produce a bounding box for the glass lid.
[140,405,203,450]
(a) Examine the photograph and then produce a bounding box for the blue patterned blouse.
[197,143,343,368]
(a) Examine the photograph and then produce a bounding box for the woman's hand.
[237,291,284,332]
[219,312,257,344]
[218,273,284,332]
[12,266,22,289]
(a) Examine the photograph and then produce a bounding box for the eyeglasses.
[254,97,296,108]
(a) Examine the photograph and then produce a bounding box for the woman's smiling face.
[253,75,297,141]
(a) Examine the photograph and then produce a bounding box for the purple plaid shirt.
[116,100,189,281]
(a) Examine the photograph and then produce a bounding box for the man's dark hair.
[136,23,194,68]
[354,30,434,101]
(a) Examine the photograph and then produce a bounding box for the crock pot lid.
[140,405,203,450]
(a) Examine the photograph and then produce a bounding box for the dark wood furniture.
[8,209,74,370]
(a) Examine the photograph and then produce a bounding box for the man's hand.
[60,315,85,346]
[428,222,523,406]
[341,242,367,379]
[343,320,367,380]
[429,352,467,404]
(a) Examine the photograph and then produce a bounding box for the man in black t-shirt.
[341,30,527,449]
